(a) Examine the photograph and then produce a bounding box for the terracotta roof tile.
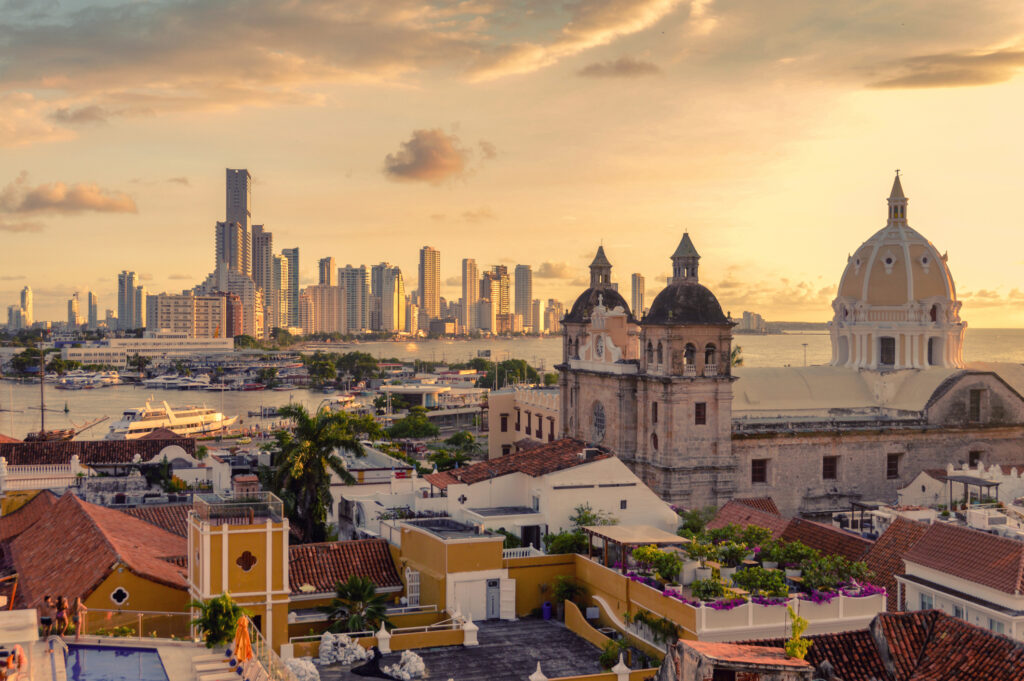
[139,428,186,440]
[8,492,187,607]
[0,490,57,543]
[781,518,873,562]
[0,438,196,466]
[734,497,780,515]
[743,629,893,681]
[121,504,193,537]
[0,434,20,443]
[288,539,401,595]
[903,522,1024,595]
[424,438,597,489]
[897,611,1024,680]
[863,517,930,611]
[706,500,789,539]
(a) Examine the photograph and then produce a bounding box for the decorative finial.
[895,168,900,177]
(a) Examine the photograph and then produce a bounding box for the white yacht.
[105,401,238,440]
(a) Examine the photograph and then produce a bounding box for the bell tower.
[188,492,291,650]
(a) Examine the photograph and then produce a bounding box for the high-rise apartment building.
[379,266,405,333]
[67,293,80,327]
[318,257,337,286]
[544,299,564,335]
[271,254,289,332]
[195,266,262,338]
[514,265,533,328]
[407,301,419,335]
[7,306,27,330]
[133,286,147,329]
[251,224,273,294]
[531,298,543,334]
[117,271,138,331]
[281,248,299,326]
[461,259,479,333]
[215,220,250,276]
[299,285,345,335]
[338,265,370,333]
[146,292,227,338]
[631,273,645,319]
[418,246,440,330]
[20,286,32,327]
[491,265,510,315]
[225,168,252,230]
[87,291,98,330]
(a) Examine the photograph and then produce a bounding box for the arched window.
[656,342,663,364]
[652,401,658,424]
[704,343,716,365]
[930,305,938,322]
[684,344,696,365]
[646,341,654,363]
[592,401,606,442]
[573,338,580,358]
[651,433,658,451]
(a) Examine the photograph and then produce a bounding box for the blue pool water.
[65,645,170,681]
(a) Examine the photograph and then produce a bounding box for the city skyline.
[3,2,1024,325]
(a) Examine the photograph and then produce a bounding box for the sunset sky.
[2,0,1024,326]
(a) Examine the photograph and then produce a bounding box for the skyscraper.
[461,259,478,333]
[225,168,252,230]
[514,264,533,328]
[87,291,98,330]
[318,257,337,286]
[338,265,370,333]
[481,266,510,316]
[531,298,543,334]
[380,266,405,333]
[271,254,289,332]
[20,286,32,327]
[418,246,440,330]
[631,273,645,318]
[282,247,299,326]
[67,293,80,327]
[251,224,273,294]
[133,286,147,329]
[117,271,138,330]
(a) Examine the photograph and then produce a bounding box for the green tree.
[319,576,391,633]
[126,353,152,374]
[336,352,380,383]
[427,448,470,471]
[234,335,259,349]
[476,359,541,389]
[257,367,278,387]
[387,406,440,439]
[677,505,717,538]
[569,503,618,528]
[543,372,559,386]
[730,345,744,367]
[190,594,247,648]
[444,430,482,457]
[304,351,337,387]
[267,404,382,542]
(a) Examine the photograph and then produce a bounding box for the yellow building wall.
[446,540,503,573]
[84,566,190,638]
[505,554,576,617]
[1,490,42,515]
[398,529,446,577]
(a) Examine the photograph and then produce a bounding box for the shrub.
[785,606,812,660]
[717,541,749,568]
[706,523,742,545]
[687,540,717,566]
[731,566,788,597]
[800,555,872,592]
[599,639,627,669]
[739,525,774,548]
[552,576,584,605]
[779,541,819,568]
[543,530,588,554]
[691,579,726,602]
[654,551,683,583]
[631,544,662,573]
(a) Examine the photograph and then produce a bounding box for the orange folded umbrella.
[233,616,254,665]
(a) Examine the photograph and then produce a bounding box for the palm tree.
[268,404,382,542]
[730,345,744,367]
[189,594,247,648]
[319,576,391,633]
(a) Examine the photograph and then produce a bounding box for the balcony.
[193,491,284,524]
[703,363,718,377]
[682,365,697,377]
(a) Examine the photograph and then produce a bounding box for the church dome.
[644,281,729,326]
[565,287,635,324]
[836,175,956,308]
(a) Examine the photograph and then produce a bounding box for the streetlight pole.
[802,343,808,367]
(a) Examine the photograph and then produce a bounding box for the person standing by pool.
[39,596,54,636]
[55,596,69,636]
[72,597,87,640]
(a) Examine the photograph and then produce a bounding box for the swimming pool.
[65,644,170,681]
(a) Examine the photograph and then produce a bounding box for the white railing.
[9,464,72,475]
[246,616,298,681]
[385,604,438,616]
[503,546,545,559]
[4,475,78,491]
[703,364,718,377]
[682,365,697,377]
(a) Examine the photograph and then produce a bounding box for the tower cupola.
[888,171,907,223]
[590,245,613,287]
[671,233,700,283]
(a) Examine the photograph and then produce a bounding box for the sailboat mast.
[38,340,45,432]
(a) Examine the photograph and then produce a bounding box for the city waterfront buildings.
[59,332,234,367]
[145,292,227,338]
[66,293,80,328]
[338,264,370,333]
[214,219,250,276]
[20,286,32,327]
[281,247,299,326]
[514,264,532,330]
[87,291,98,330]
[318,256,336,286]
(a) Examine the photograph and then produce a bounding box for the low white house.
[897,521,1024,639]
[899,462,1024,508]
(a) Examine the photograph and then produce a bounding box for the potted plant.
[691,578,726,603]
[717,541,748,582]
[631,544,662,577]
[687,541,716,581]
[760,540,782,570]
[654,550,683,586]
[189,594,247,648]
[552,575,584,621]
[780,541,818,579]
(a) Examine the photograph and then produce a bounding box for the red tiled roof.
[706,500,789,539]
[734,497,780,515]
[781,518,873,562]
[903,522,1024,595]
[0,438,196,466]
[8,492,187,607]
[744,610,1024,681]
[139,428,185,440]
[0,434,20,443]
[121,504,193,538]
[864,517,930,611]
[682,640,810,669]
[424,438,596,489]
[0,490,58,543]
[288,539,401,595]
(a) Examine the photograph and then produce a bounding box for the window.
[823,456,838,481]
[704,343,716,365]
[751,459,768,484]
[953,604,965,620]
[684,343,696,365]
[989,618,1005,634]
[620,499,627,510]
[969,389,983,422]
[515,410,521,431]
[879,336,896,366]
[695,402,707,425]
[500,414,508,432]
[656,342,663,364]
[592,402,606,442]
[651,433,658,451]
[525,410,532,435]
[537,414,543,436]
[919,593,933,610]
[548,420,554,442]
[531,496,540,512]
[712,670,736,681]
[405,568,421,607]
[887,453,901,479]
[646,342,653,363]
[652,401,658,424]
[969,451,982,468]
[501,445,511,456]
